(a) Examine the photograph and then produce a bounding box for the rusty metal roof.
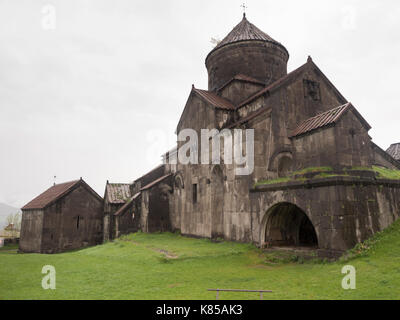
[207,14,288,60]
[22,180,80,210]
[387,143,400,160]
[106,183,131,204]
[290,103,369,138]
[141,174,172,191]
[193,88,235,110]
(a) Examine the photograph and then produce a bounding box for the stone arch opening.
[211,165,224,239]
[264,203,318,248]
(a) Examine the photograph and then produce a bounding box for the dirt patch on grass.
[123,239,179,259]
[158,249,178,259]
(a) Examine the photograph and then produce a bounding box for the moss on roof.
[254,166,400,188]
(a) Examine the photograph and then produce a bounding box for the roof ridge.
[217,73,266,92]
[22,180,82,210]
[238,62,309,108]
[53,179,80,186]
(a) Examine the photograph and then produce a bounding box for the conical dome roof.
[205,14,289,91]
[208,14,288,59]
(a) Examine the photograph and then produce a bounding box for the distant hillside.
[0,203,21,229]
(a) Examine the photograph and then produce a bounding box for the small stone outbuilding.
[103,182,131,241]
[20,179,103,254]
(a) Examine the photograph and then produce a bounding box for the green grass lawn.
[1,220,400,300]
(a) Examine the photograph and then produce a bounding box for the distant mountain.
[0,203,21,229]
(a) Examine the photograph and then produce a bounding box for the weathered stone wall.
[251,178,400,257]
[206,41,288,91]
[115,203,138,238]
[333,111,372,168]
[40,185,103,253]
[219,81,264,106]
[131,165,166,194]
[371,142,400,170]
[19,209,44,253]
[141,179,172,233]
[103,203,122,241]
[292,111,371,170]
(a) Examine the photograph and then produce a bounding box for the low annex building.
[20,179,103,254]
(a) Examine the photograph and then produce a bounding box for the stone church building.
[121,14,400,258]
[20,14,400,257]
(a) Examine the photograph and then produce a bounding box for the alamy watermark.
[341,265,356,290]
[42,265,56,290]
[164,129,255,176]
[41,4,56,30]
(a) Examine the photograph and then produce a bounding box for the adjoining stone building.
[387,143,400,161]
[121,14,400,258]
[103,182,131,241]
[20,179,103,254]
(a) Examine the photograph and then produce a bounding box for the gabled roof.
[217,74,265,92]
[105,183,131,204]
[387,143,400,161]
[238,58,347,109]
[177,86,235,132]
[193,88,235,110]
[207,14,288,60]
[290,103,371,138]
[22,179,102,210]
[141,174,172,191]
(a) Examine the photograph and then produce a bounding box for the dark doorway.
[299,215,318,246]
[265,203,318,248]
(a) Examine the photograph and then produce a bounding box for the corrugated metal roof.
[141,174,172,191]
[193,88,235,110]
[290,103,351,138]
[106,183,131,204]
[387,143,400,160]
[22,180,80,210]
[207,14,288,59]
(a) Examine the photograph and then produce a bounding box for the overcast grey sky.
[0,0,399,207]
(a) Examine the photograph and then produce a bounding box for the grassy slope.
[1,221,400,300]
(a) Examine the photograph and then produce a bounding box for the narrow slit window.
[193,184,198,204]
